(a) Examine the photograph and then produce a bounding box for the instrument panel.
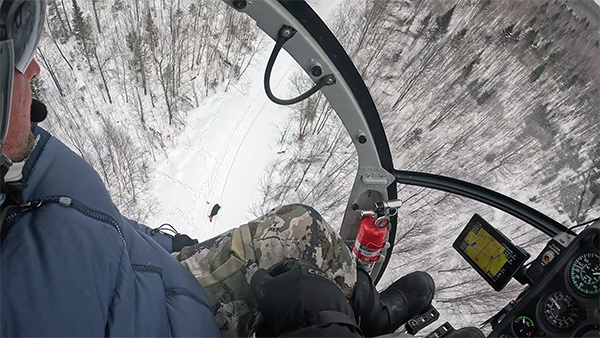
[489,224,599,337]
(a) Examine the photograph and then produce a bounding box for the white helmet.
[0,0,46,153]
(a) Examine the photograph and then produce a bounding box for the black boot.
[350,267,435,337]
[446,327,486,338]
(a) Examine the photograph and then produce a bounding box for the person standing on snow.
[1,1,486,337]
[209,203,221,222]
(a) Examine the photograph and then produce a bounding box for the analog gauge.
[543,291,579,329]
[570,253,600,296]
[512,316,535,337]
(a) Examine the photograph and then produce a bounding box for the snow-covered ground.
[152,0,342,241]
[152,47,291,240]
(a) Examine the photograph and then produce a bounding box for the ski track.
[155,171,199,231]
[200,94,263,238]
[219,97,271,199]
[196,51,299,238]
[154,94,231,237]
[154,3,339,240]
[196,94,228,147]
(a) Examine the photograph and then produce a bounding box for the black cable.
[569,216,600,231]
[264,25,335,105]
[150,223,179,237]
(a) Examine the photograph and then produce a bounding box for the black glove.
[446,327,486,338]
[172,234,198,252]
[251,259,361,337]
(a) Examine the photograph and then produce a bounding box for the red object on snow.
[352,213,388,274]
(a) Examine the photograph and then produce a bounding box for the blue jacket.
[0,128,220,337]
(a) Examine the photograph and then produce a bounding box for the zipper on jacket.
[5,196,127,247]
[132,264,163,277]
[0,204,18,246]
[165,288,211,308]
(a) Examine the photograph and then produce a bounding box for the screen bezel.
[453,214,530,291]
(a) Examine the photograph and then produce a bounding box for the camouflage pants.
[174,204,357,337]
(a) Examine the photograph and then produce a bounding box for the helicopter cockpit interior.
[221,1,600,336]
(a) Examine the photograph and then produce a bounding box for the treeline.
[34,0,261,222]
[255,0,599,329]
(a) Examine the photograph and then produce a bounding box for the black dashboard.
[488,223,599,337]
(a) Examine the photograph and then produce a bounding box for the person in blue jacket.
[1,1,485,337]
[0,0,219,336]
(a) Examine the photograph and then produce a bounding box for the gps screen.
[453,214,530,291]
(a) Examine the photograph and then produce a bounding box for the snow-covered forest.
[33,0,262,222]
[32,0,599,333]
[259,0,599,225]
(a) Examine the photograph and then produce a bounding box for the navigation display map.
[464,225,508,278]
[453,214,530,291]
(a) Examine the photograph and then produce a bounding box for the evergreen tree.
[144,11,159,55]
[47,0,70,42]
[451,28,468,48]
[501,24,515,40]
[431,5,456,40]
[529,64,545,82]
[72,0,96,71]
[415,12,432,40]
[127,30,148,94]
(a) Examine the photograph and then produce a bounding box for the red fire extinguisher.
[352,213,389,274]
